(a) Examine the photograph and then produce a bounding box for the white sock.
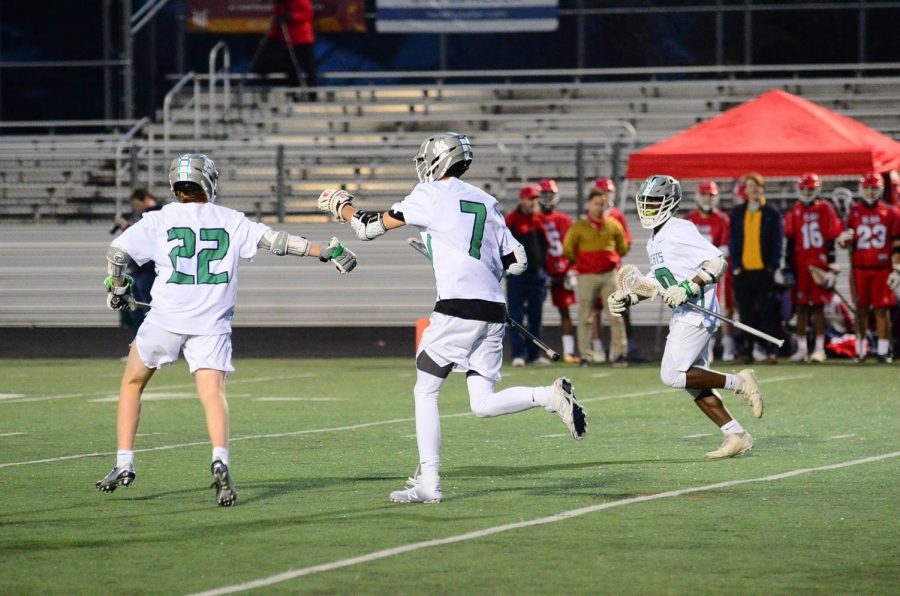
[722,335,735,353]
[794,335,807,353]
[467,374,541,416]
[856,337,865,357]
[877,339,889,356]
[212,447,229,466]
[562,334,575,356]
[414,369,444,483]
[724,373,742,392]
[592,338,604,353]
[116,449,134,469]
[815,335,825,352]
[720,419,745,435]
[532,384,554,409]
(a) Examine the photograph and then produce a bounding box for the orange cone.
[415,317,430,351]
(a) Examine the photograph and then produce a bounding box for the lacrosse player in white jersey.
[318,132,587,503]
[96,153,358,506]
[607,175,765,458]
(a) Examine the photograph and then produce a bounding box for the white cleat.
[592,350,607,364]
[706,432,754,459]
[511,357,526,367]
[549,377,587,440]
[789,349,809,363]
[735,368,765,418]
[531,356,551,367]
[389,473,443,504]
[809,349,827,363]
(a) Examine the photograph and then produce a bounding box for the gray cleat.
[210,460,237,507]
[96,463,136,492]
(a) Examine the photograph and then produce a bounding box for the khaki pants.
[576,271,627,361]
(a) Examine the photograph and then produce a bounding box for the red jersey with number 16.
[542,210,573,275]
[783,200,842,268]
[846,202,900,268]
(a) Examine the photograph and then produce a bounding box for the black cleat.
[96,464,136,492]
[210,460,237,507]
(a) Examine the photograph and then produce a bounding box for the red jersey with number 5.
[542,210,573,275]
[684,209,729,249]
[846,202,900,268]
[784,200,842,268]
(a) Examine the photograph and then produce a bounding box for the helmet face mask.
[860,172,884,206]
[538,178,559,212]
[797,173,820,205]
[636,174,682,229]
[414,132,473,183]
[169,153,219,203]
[696,181,719,213]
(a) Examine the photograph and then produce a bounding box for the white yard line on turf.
[254,397,346,402]
[189,451,900,596]
[0,373,317,405]
[0,432,26,437]
[828,434,856,440]
[579,373,813,403]
[0,375,813,469]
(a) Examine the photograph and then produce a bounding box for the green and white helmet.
[169,153,219,203]
[414,132,473,183]
[636,174,682,229]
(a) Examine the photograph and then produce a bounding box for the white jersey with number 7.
[112,201,270,335]
[392,177,522,304]
[645,217,723,328]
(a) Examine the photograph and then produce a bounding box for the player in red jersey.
[594,178,632,245]
[838,172,900,362]
[684,181,736,361]
[783,173,844,362]
[538,178,578,363]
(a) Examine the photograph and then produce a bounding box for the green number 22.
[167,227,230,285]
[459,200,486,259]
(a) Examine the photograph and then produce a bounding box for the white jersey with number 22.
[645,217,723,329]
[112,201,270,335]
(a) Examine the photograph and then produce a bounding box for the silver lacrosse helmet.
[414,132,473,183]
[636,174,682,229]
[168,153,219,203]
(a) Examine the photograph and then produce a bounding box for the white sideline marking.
[191,451,900,596]
[0,374,814,469]
[0,373,317,405]
[0,394,25,400]
[540,433,568,438]
[590,373,611,379]
[580,373,813,403]
[90,393,197,403]
[0,413,470,469]
[828,434,856,440]
[0,432,26,437]
[254,397,345,402]
[682,433,713,439]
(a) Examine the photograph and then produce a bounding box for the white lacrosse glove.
[607,290,634,317]
[318,237,357,274]
[888,266,900,291]
[350,210,386,241]
[563,269,578,290]
[317,189,355,222]
[836,229,854,248]
[662,280,700,308]
[104,275,135,311]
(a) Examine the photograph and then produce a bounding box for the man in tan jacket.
[563,189,630,366]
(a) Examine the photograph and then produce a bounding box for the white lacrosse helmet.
[414,132,473,183]
[169,153,219,203]
[636,174,682,229]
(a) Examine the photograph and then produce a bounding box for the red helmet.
[592,177,616,193]
[518,184,540,200]
[860,171,884,205]
[538,178,559,194]
[697,180,719,212]
[734,180,747,201]
[798,172,820,204]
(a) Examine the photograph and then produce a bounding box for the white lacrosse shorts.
[418,312,505,382]
[661,318,715,379]
[134,321,234,374]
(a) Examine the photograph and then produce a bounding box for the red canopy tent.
[625,89,900,180]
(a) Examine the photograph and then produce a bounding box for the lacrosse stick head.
[616,265,659,300]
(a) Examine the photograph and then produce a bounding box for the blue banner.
[376,1,559,33]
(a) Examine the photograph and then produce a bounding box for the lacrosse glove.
[317,189,355,222]
[662,280,700,308]
[104,275,135,311]
[888,266,900,291]
[319,237,357,274]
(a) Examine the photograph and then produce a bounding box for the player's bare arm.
[317,188,406,240]
[257,229,357,274]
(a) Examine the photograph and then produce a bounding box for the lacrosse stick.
[407,238,561,361]
[616,265,785,348]
[808,265,856,316]
[134,301,151,310]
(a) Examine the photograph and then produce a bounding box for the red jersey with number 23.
[783,200,842,269]
[542,210,573,276]
[846,202,900,268]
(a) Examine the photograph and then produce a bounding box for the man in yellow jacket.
[563,189,630,366]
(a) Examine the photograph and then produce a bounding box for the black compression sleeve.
[388,209,405,222]
[826,239,836,265]
[501,252,516,269]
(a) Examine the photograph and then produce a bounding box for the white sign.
[376,0,559,33]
